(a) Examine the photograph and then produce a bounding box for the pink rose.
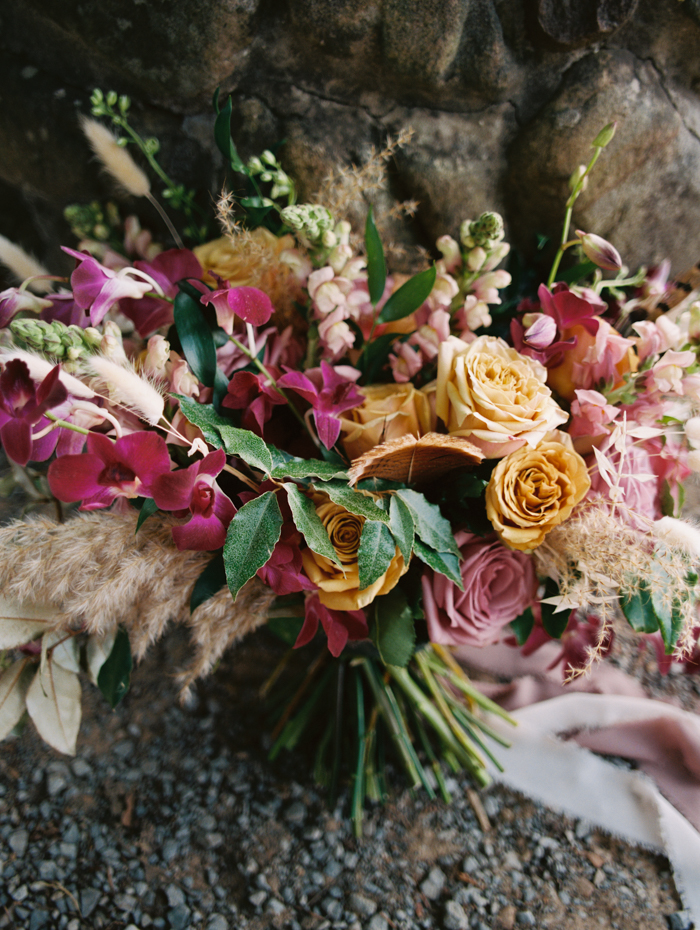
[421,531,538,647]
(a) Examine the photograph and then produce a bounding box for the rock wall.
[1,0,700,278]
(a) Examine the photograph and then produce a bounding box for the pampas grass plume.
[653,516,700,559]
[85,354,165,425]
[80,117,150,198]
[0,347,96,399]
[0,235,53,293]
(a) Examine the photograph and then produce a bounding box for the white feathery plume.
[0,347,95,399]
[653,516,700,560]
[0,235,53,293]
[80,117,150,198]
[84,354,165,426]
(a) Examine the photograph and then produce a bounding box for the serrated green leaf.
[365,206,386,305]
[413,538,463,590]
[510,608,535,646]
[650,563,685,653]
[620,585,660,634]
[373,588,415,667]
[284,483,341,568]
[174,287,217,387]
[135,497,159,533]
[190,552,227,614]
[358,521,397,590]
[540,578,569,639]
[174,395,229,448]
[217,425,273,475]
[395,489,460,558]
[377,265,437,324]
[97,628,132,709]
[389,494,414,564]
[322,482,390,523]
[271,461,348,481]
[224,491,283,600]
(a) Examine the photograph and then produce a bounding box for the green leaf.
[218,425,273,475]
[540,578,569,639]
[365,206,386,305]
[660,479,675,518]
[510,608,535,646]
[377,265,437,324]
[322,481,390,523]
[270,460,348,481]
[373,588,416,667]
[213,94,245,172]
[413,538,463,589]
[267,615,305,646]
[362,332,399,383]
[395,489,460,558]
[223,491,283,600]
[174,395,228,448]
[620,585,660,634]
[174,287,217,387]
[135,497,159,532]
[213,366,230,411]
[358,521,397,590]
[283,483,341,568]
[97,628,132,709]
[650,564,685,653]
[190,552,227,614]
[557,259,597,284]
[389,494,414,564]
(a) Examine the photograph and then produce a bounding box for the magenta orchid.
[294,594,368,657]
[63,247,157,327]
[277,361,363,449]
[151,448,236,551]
[119,248,204,336]
[200,283,274,334]
[222,366,286,435]
[48,431,171,510]
[0,360,68,466]
[0,288,53,328]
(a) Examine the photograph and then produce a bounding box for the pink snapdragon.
[318,308,355,360]
[649,350,696,395]
[151,448,236,551]
[568,388,619,452]
[409,308,451,362]
[389,342,422,383]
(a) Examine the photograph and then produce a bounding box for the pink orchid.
[570,318,635,391]
[48,431,171,510]
[62,247,156,327]
[200,283,274,334]
[537,282,604,333]
[277,361,363,449]
[222,366,287,435]
[39,291,87,327]
[151,448,236,551]
[0,288,52,327]
[0,360,68,466]
[119,249,203,335]
[294,594,368,657]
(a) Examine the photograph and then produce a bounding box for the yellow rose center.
[514,463,562,519]
[317,501,364,565]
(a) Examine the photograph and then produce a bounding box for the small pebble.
[444,899,469,930]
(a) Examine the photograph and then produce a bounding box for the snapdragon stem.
[547,146,603,288]
[227,334,314,438]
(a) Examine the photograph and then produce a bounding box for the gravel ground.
[0,464,697,930]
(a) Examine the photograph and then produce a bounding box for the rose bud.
[576,230,622,272]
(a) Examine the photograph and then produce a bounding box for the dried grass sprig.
[0,234,53,293]
[535,503,699,679]
[81,354,165,426]
[0,512,273,699]
[80,117,150,198]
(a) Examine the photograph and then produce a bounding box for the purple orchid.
[200,283,274,334]
[294,594,368,657]
[277,361,362,449]
[119,249,204,336]
[39,292,88,327]
[48,431,171,510]
[0,288,53,328]
[221,366,287,435]
[0,360,68,466]
[62,247,155,327]
[151,448,236,551]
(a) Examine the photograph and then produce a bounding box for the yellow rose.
[436,335,568,458]
[339,383,435,461]
[485,437,591,551]
[301,492,408,610]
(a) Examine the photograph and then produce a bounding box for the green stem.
[547,146,603,287]
[44,412,90,435]
[352,670,366,838]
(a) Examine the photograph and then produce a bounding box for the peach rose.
[436,335,568,458]
[300,492,407,610]
[339,383,435,461]
[485,435,591,551]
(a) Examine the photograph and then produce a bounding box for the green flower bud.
[106,90,118,107]
[468,212,505,247]
[261,150,276,166]
[568,164,588,193]
[592,121,617,149]
[247,156,264,173]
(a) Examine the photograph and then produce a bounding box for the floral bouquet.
[1,93,700,836]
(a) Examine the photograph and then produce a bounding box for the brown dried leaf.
[348,432,483,486]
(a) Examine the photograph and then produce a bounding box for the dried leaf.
[0,597,54,650]
[26,659,82,755]
[86,629,117,685]
[348,432,483,486]
[0,657,32,740]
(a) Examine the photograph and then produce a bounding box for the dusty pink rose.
[421,531,538,647]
